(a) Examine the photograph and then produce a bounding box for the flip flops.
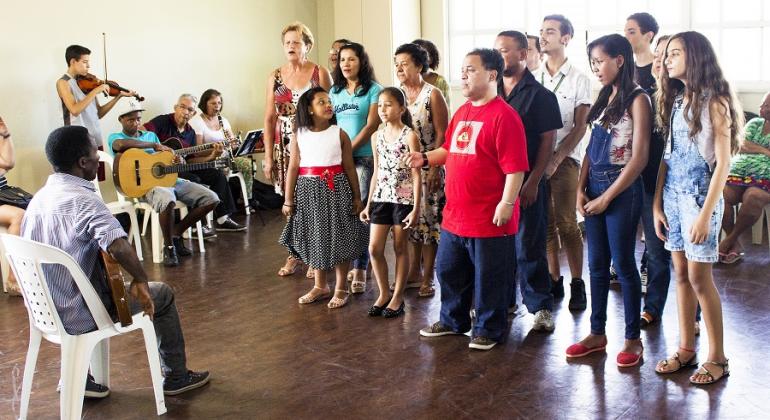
[719,251,744,264]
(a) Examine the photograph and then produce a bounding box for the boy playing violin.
[56,44,135,148]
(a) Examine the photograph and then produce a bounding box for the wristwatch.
[0,132,10,139]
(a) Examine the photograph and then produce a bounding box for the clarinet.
[218,112,241,159]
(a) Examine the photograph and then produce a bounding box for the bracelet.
[500,200,514,206]
[282,203,294,207]
[421,152,429,168]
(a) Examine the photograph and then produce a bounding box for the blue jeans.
[352,156,373,270]
[511,179,553,313]
[640,190,671,319]
[584,166,642,340]
[436,229,515,342]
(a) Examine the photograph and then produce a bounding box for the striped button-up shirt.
[21,173,126,334]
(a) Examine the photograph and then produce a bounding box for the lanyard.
[541,71,566,94]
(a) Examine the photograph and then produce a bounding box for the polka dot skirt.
[279,173,369,270]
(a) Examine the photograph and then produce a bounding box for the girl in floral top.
[360,87,421,318]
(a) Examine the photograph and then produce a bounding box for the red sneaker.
[566,339,607,358]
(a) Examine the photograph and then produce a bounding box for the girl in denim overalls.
[565,34,652,368]
[653,32,743,385]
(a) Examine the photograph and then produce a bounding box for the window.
[446,0,770,89]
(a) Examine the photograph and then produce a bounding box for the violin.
[76,73,145,101]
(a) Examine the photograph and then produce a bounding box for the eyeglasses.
[175,104,197,115]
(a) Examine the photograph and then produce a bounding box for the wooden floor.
[1,209,769,419]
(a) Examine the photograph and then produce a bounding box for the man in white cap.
[107,100,219,266]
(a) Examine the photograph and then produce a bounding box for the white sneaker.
[532,309,555,332]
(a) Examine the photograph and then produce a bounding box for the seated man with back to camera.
[21,125,210,397]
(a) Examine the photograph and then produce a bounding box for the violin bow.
[102,32,109,97]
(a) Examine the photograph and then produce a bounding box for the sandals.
[719,251,744,264]
[298,286,330,304]
[690,360,730,385]
[350,279,366,294]
[306,267,314,279]
[278,256,304,277]
[656,348,698,374]
[418,282,435,298]
[349,269,367,294]
[327,289,349,309]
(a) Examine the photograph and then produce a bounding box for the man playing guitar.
[22,126,210,397]
[142,95,245,232]
[107,100,220,266]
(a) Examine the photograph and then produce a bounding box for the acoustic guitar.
[99,250,132,327]
[113,148,231,197]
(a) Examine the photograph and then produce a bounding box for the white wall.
[1,0,320,192]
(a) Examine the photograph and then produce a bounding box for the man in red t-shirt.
[406,48,529,350]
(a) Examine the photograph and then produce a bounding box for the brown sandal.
[327,289,349,309]
[278,256,303,276]
[690,360,730,385]
[418,282,435,298]
[655,347,697,374]
[298,286,330,304]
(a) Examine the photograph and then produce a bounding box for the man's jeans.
[511,179,554,313]
[436,229,515,342]
[129,282,187,379]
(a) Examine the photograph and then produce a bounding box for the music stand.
[236,129,264,157]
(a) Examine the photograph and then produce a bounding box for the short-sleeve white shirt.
[533,59,592,163]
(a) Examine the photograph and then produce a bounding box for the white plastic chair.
[750,203,770,254]
[135,200,205,264]
[0,234,166,419]
[227,170,250,215]
[93,151,143,261]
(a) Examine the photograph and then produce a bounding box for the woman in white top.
[189,89,256,208]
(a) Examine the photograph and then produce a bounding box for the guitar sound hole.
[152,164,165,178]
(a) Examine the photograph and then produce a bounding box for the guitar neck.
[174,142,214,157]
[161,159,227,174]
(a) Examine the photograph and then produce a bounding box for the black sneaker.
[172,237,192,257]
[163,370,211,396]
[216,217,246,232]
[163,246,179,267]
[419,322,465,337]
[568,278,587,311]
[57,373,111,398]
[188,225,217,239]
[468,336,498,350]
[551,275,565,299]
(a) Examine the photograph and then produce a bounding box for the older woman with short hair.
[394,43,449,297]
[411,39,451,109]
[264,21,332,277]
